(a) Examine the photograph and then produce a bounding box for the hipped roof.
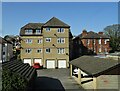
[75,31,109,39]
[43,17,70,28]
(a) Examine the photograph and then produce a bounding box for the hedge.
[2,68,28,91]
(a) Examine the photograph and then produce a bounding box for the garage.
[34,59,42,66]
[58,60,67,68]
[46,60,55,68]
[24,59,32,66]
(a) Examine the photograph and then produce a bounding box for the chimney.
[98,32,103,35]
[82,29,87,37]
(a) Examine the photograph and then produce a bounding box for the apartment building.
[0,36,13,62]
[73,30,110,58]
[20,17,72,68]
[0,37,2,63]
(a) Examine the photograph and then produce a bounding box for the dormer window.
[36,29,41,34]
[46,28,51,32]
[25,30,32,34]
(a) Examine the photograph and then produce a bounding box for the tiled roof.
[0,37,2,44]
[69,56,119,77]
[43,17,70,27]
[83,31,101,38]
[20,17,70,36]
[21,23,44,30]
[0,36,7,44]
[75,31,109,39]
[20,23,44,36]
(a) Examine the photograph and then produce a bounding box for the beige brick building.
[20,17,72,68]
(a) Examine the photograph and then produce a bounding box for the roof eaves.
[43,17,70,27]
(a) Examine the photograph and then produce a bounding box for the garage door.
[58,60,66,68]
[34,59,42,66]
[24,59,32,66]
[47,60,55,68]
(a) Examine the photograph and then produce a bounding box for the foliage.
[2,68,28,91]
[104,24,120,52]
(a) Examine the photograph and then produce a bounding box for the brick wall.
[81,38,110,54]
[73,31,110,56]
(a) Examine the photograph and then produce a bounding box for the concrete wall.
[97,75,119,90]
[70,65,96,89]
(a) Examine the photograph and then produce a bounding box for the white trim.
[57,28,64,33]
[57,48,65,54]
[99,39,101,44]
[25,39,32,43]
[25,30,32,34]
[46,48,51,53]
[46,28,51,32]
[36,29,41,34]
[46,38,51,42]
[25,48,32,54]
[38,39,42,44]
[36,48,42,53]
[57,38,65,43]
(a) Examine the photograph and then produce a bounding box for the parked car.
[33,63,43,69]
[73,68,78,75]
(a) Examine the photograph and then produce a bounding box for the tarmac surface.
[34,68,84,91]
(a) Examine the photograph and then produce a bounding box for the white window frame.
[87,39,90,45]
[46,38,51,42]
[99,39,101,44]
[105,48,107,52]
[94,39,95,45]
[25,48,32,53]
[104,39,109,44]
[57,28,64,33]
[26,39,32,43]
[25,30,32,34]
[46,48,51,53]
[99,48,101,52]
[36,29,41,34]
[57,48,65,54]
[37,49,42,53]
[46,28,51,32]
[104,40,106,44]
[38,39,42,44]
[57,38,65,43]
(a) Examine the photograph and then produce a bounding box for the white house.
[0,36,13,62]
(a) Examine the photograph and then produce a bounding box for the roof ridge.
[43,17,70,27]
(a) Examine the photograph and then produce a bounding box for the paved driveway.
[34,68,84,91]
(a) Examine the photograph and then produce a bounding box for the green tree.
[104,24,120,52]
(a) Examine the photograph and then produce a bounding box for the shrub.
[2,68,28,91]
